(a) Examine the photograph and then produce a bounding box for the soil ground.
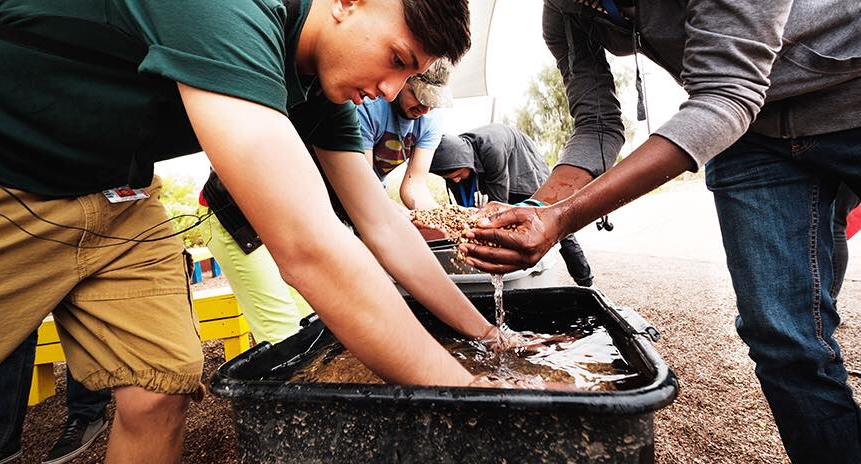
[15,181,861,463]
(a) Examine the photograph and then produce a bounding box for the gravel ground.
[589,252,860,464]
[15,227,861,463]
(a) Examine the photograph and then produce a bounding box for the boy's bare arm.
[178,83,473,386]
[399,146,440,210]
[316,146,495,340]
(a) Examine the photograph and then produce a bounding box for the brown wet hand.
[459,204,563,274]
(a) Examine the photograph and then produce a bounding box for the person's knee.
[114,386,190,429]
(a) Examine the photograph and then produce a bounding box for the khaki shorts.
[0,177,203,394]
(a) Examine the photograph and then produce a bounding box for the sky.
[155,0,687,188]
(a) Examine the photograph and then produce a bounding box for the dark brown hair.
[401,0,471,64]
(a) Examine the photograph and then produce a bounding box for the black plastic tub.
[210,286,678,464]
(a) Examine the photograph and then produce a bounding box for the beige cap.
[408,59,454,108]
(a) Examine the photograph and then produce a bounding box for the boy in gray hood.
[431,123,593,287]
[460,1,861,462]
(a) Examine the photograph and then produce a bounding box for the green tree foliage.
[159,176,208,248]
[509,66,571,167]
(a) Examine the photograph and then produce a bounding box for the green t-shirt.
[0,0,362,197]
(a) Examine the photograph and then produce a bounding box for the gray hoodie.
[544,0,861,172]
[430,124,550,202]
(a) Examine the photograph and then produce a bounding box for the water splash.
[491,273,505,328]
[289,321,641,391]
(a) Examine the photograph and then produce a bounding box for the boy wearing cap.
[357,60,454,210]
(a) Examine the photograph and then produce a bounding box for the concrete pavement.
[573,180,861,282]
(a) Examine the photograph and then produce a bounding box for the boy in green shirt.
[0,1,479,462]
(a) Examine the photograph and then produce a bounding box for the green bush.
[159,176,209,248]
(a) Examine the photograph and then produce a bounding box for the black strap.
[202,171,265,255]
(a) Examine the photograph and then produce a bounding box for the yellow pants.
[205,215,313,344]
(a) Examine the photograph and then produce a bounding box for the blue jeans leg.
[831,183,860,301]
[0,331,37,452]
[66,369,111,420]
[706,128,861,463]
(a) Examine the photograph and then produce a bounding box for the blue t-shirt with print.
[357,97,442,180]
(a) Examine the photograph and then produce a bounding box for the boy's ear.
[331,0,357,22]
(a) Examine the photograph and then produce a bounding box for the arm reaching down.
[316,146,495,340]
[399,146,440,210]
[178,83,473,386]
[461,135,694,274]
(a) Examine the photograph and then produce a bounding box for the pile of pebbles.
[410,204,512,255]
[411,204,476,244]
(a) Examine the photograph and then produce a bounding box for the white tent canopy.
[448,0,497,99]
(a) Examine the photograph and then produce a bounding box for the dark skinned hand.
[458,203,565,274]
[459,137,695,274]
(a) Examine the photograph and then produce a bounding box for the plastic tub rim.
[210,286,679,416]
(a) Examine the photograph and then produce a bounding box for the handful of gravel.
[411,205,475,243]
[410,204,509,251]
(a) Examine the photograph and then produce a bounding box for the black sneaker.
[574,277,594,287]
[42,415,109,464]
[0,443,22,464]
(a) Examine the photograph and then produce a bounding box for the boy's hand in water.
[470,327,590,391]
[479,325,569,354]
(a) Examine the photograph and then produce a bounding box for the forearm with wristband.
[513,199,547,207]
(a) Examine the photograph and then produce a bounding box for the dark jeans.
[0,332,111,452]
[558,234,593,286]
[66,371,111,420]
[706,126,861,463]
[0,331,36,452]
[832,183,860,302]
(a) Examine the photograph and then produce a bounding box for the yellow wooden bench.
[28,288,249,406]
